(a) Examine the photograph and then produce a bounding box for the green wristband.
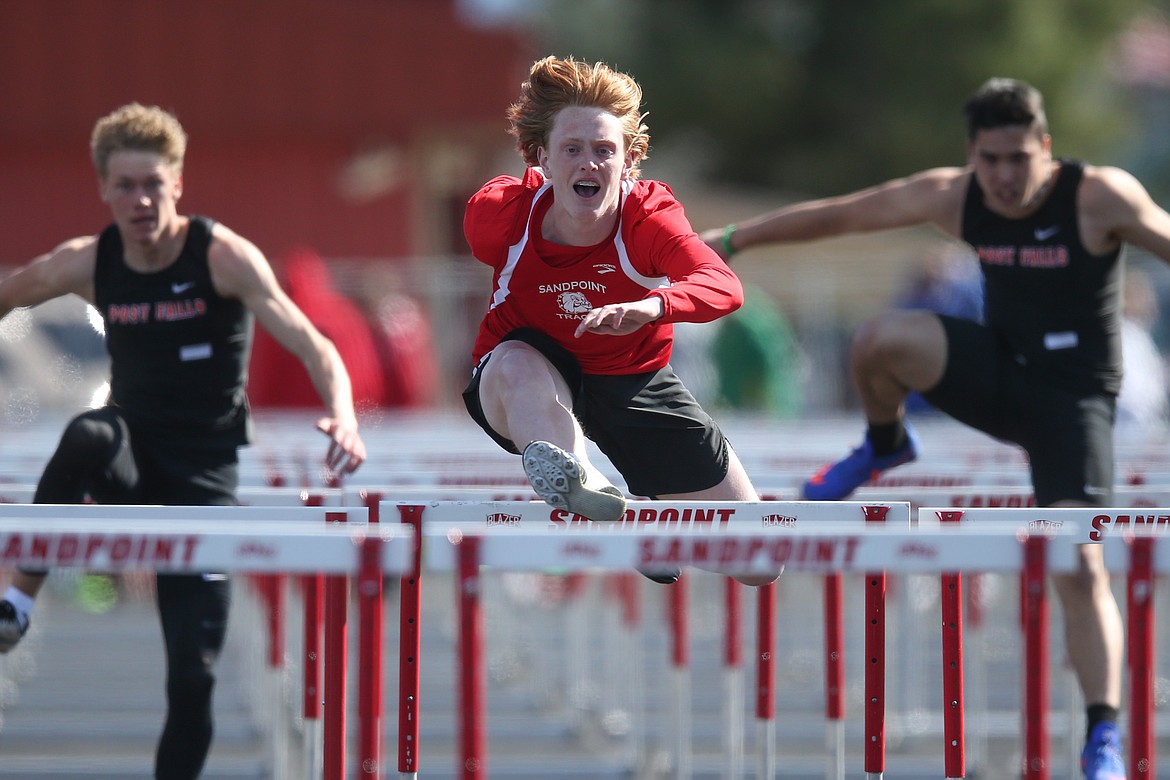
[721,224,738,258]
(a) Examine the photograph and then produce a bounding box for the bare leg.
[849,309,949,423]
[478,340,609,485]
[477,341,624,522]
[659,447,777,587]
[1050,541,1124,710]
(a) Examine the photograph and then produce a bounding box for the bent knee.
[852,311,937,353]
[58,410,125,462]
[481,342,570,400]
[166,665,216,708]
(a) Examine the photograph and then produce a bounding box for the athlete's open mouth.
[573,181,600,198]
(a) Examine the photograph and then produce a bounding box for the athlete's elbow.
[725,278,745,311]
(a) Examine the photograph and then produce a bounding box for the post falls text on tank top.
[465,167,744,374]
[962,159,1123,395]
[94,215,254,446]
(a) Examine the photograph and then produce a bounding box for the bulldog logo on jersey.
[557,291,592,315]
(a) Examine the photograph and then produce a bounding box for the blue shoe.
[802,425,918,500]
[1081,722,1126,780]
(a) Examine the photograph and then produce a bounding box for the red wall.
[0,0,533,263]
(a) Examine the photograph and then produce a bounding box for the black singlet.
[962,159,1123,395]
[93,215,254,447]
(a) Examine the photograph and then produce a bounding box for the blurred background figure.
[248,247,385,409]
[711,283,806,418]
[247,246,440,411]
[368,285,440,409]
[894,241,984,323]
[1117,266,1170,429]
[894,242,984,414]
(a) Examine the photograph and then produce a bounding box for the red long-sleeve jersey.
[465,167,743,374]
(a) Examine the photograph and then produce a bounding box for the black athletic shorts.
[462,327,731,497]
[921,315,1115,506]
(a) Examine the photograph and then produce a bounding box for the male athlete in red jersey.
[463,56,777,586]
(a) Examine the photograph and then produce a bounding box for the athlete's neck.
[541,203,618,247]
[124,218,189,272]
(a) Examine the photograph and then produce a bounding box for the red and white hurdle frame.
[396,498,1105,780]
[3,485,1165,780]
[917,505,1169,780]
[0,501,415,780]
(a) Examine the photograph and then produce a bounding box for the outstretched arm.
[699,167,969,260]
[0,238,98,319]
[208,226,367,476]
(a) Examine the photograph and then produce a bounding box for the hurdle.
[0,502,414,780]
[919,506,1170,780]
[851,484,1170,776]
[397,498,1097,780]
[414,498,917,779]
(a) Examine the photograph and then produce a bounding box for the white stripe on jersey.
[490,179,551,310]
[490,175,668,310]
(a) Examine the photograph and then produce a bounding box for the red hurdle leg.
[457,535,486,780]
[263,573,286,670]
[397,504,423,778]
[1022,535,1049,780]
[323,510,349,780]
[824,573,845,780]
[756,580,776,779]
[864,569,886,779]
[724,577,745,779]
[1127,537,1155,779]
[940,572,965,779]
[725,577,741,670]
[302,572,323,768]
[667,574,692,778]
[863,504,889,780]
[938,509,966,780]
[357,491,384,778]
[301,494,324,777]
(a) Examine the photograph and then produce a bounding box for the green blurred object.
[712,284,804,417]
[75,574,119,614]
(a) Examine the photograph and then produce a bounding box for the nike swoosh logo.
[1034,225,1060,241]
[171,281,196,294]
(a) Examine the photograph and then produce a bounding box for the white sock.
[4,585,36,622]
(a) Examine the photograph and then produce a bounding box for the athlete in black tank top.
[95,214,254,447]
[703,77,1170,778]
[0,103,367,779]
[964,159,1124,395]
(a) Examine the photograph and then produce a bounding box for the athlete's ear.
[174,173,183,201]
[537,146,549,171]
